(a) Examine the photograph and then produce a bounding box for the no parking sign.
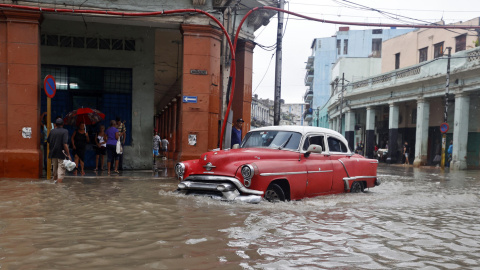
[440,122,449,134]
[44,75,56,98]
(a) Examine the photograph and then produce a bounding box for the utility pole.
[273,0,284,125]
[338,73,344,134]
[441,47,452,169]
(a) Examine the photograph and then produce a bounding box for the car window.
[242,131,302,150]
[327,137,349,153]
[302,135,325,151]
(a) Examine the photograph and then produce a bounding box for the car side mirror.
[232,144,240,149]
[304,144,322,158]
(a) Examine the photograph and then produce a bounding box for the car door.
[302,133,334,195]
[326,135,353,192]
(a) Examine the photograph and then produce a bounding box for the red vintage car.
[175,126,380,203]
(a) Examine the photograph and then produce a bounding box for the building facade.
[0,0,276,178]
[303,27,415,127]
[328,19,480,169]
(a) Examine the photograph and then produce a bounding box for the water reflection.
[0,165,479,269]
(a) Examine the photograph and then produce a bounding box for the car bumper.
[177,175,263,204]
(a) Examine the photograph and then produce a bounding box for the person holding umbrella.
[71,122,89,175]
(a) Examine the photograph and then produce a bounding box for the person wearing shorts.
[47,118,71,183]
[106,120,122,175]
[94,125,107,171]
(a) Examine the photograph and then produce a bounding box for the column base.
[451,160,467,170]
[413,158,427,167]
[0,149,42,178]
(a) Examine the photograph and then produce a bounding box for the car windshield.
[241,130,302,150]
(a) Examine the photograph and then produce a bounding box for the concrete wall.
[41,19,155,169]
[382,18,480,72]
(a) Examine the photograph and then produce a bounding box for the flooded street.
[1,165,479,269]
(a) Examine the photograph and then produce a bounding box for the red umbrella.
[63,108,105,126]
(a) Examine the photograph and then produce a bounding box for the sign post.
[44,75,56,180]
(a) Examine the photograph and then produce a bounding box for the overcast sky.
[251,0,480,104]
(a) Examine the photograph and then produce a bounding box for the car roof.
[249,125,343,137]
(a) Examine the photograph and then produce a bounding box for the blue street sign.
[183,96,198,103]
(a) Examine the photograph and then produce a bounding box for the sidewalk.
[43,158,177,181]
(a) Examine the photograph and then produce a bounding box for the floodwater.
[1,165,479,269]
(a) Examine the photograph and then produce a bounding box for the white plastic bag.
[116,139,123,154]
[63,159,76,171]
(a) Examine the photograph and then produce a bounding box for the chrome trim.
[344,176,377,180]
[307,170,333,173]
[342,176,377,190]
[370,160,379,164]
[260,171,307,176]
[203,162,216,171]
[184,175,264,195]
[234,195,262,203]
[177,180,262,203]
[338,159,350,178]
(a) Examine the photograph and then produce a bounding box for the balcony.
[303,108,313,121]
[304,70,314,86]
[306,56,314,69]
[304,89,313,102]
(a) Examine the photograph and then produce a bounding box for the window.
[419,47,428,62]
[317,40,321,49]
[372,38,382,57]
[337,39,341,55]
[372,29,383,34]
[395,53,400,69]
[455,34,466,52]
[303,135,325,151]
[327,137,349,153]
[434,42,444,58]
[343,39,348,55]
[59,36,72,47]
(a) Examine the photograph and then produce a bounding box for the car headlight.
[241,164,254,187]
[175,163,185,179]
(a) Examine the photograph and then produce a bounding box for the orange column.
[171,98,177,160]
[167,104,172,159]
[174,97,181,159]
[233,40,254,138]
[0,10,42,178]
[180,24,221,160]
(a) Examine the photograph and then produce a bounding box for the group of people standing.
[42,115,128,181]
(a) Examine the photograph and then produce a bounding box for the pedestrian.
[231,118,244,148]
[161,137,169,159]
[356,142,364,156]
[116,117,126,170]
[47,118,72,183]
[153,131,161,161]
[94,125,107,171]
[106,120,122,175]
[447,140,453,167]
[403,141,410,165]
[71,122,89,175]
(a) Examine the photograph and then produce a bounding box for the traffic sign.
[440,122,449,133]
[44,75,56,98]
[183,96,198,103]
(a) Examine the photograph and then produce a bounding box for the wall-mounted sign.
[188,134,197,146]
[183,96,198,103]
[22,127,32,139]
[190,69,207,75]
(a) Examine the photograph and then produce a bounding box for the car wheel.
[350,181,364,193]
[264,183,286,202]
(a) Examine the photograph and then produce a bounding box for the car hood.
[183,148,300,177]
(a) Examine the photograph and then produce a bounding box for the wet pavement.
[1,163,479,269]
